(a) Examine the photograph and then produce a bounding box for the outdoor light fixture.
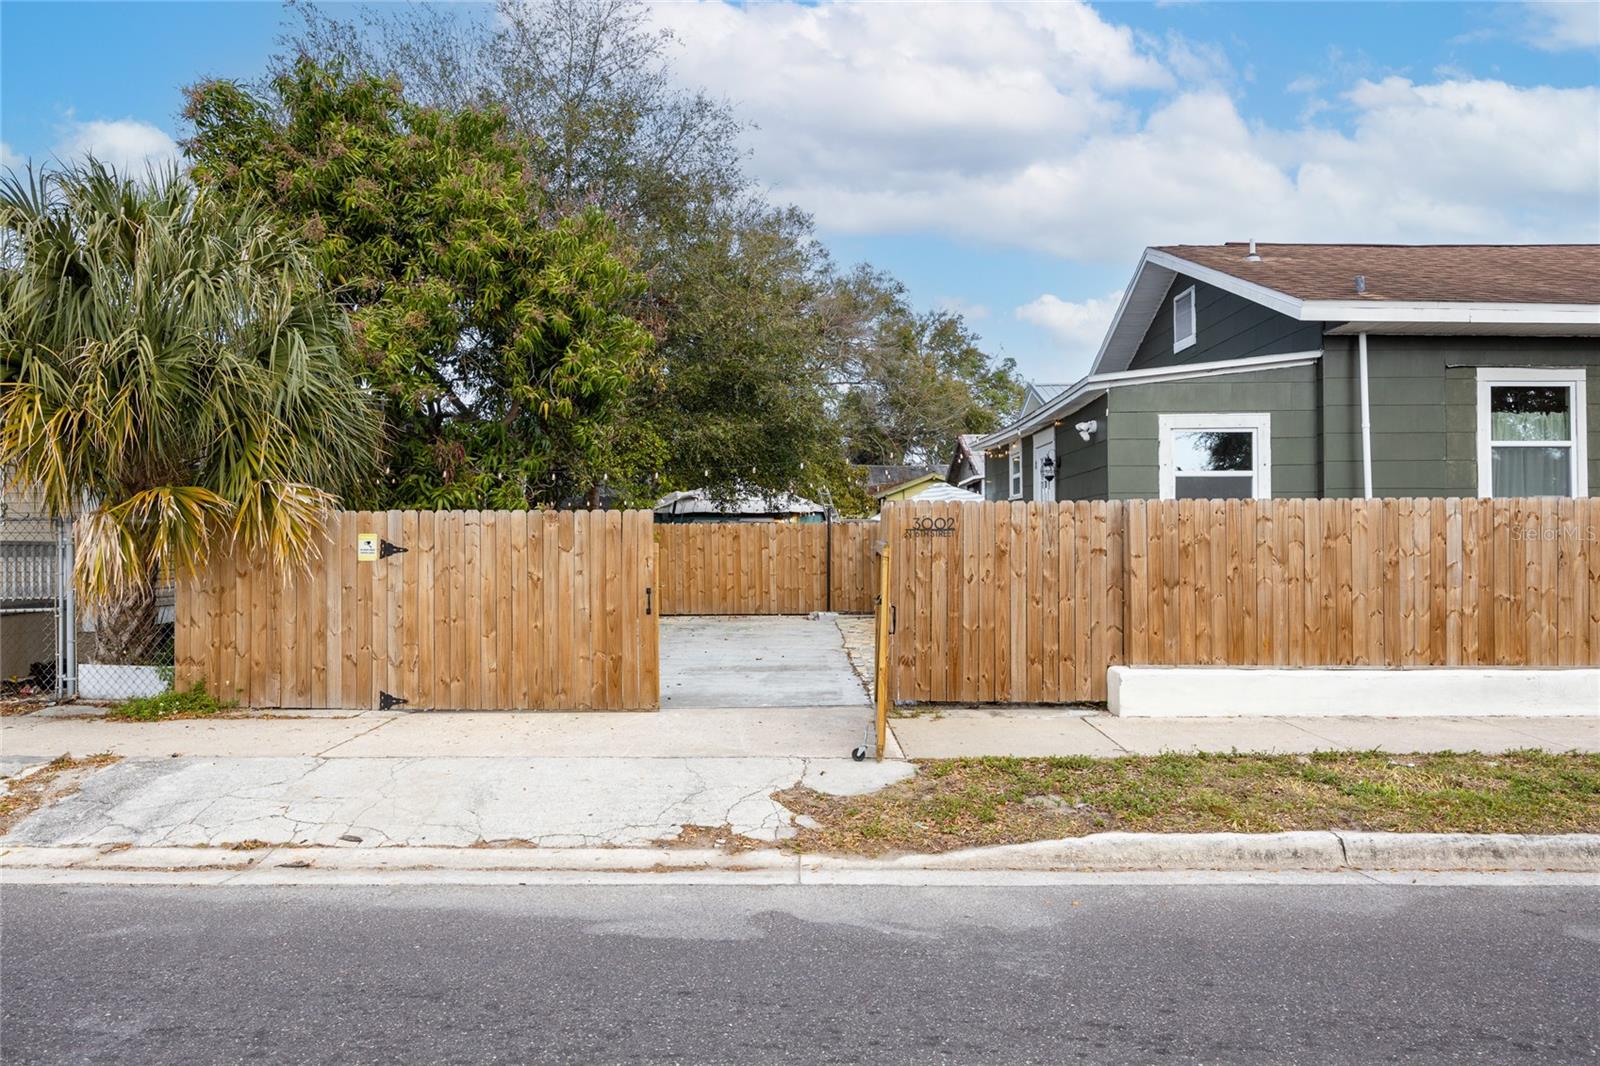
[1075,419,1099,442]
[1040,455,1056,483]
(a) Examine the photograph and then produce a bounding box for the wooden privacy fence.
[655,520,879,615]
[1127,496,1600,670]
[883,498,1600,704]
[176,509,659,711]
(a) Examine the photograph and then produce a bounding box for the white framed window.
[1008,441,1023,499]
[1476,368,1588,497]
[1172,285,1197,354]
[1158,413,1271,500]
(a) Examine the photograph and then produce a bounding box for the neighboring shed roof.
[654,489,823,517]
[858,464,937,493]
[900,481,983,504]
[1154,243,1600,305]
[873,472,946,500]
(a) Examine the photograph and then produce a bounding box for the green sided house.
[979,243,1600,502]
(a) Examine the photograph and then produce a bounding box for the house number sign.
[905,516,957,538]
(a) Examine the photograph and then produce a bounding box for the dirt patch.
[0,753,121,834]
[666,823,775,853]
[776,751,1600,855]
[0,696,56,717]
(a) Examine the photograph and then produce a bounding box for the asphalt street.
[3,884,1596,1065]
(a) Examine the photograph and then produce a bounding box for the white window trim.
[1158,412,1271,500]
[1475,367,1588,497]
[1172,285,1197,354]
[1007,441,1023,499]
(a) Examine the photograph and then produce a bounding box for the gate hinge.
[378,690,409,711]
[379,539,408,559]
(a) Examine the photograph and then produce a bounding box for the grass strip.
[777,751,1600,855]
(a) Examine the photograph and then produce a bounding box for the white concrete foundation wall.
[1108,666,1600,718]
[79,664,169,701]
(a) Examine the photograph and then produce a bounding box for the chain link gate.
[2,506,180,706]
[0,508,73,705]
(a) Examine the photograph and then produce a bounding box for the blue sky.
[4,1,1597,383]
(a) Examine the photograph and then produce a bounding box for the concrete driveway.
[660,616,869,709]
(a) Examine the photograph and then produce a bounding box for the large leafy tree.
[279,1,1019,511]
[279,1,871,511]
[0,162,380,654]
[184,58,654,507]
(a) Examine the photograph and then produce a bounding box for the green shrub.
[109,682,235,721]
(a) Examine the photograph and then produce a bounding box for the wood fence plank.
[1121,501,1145,668]
[1088,502,1111,699]
[1038,502,1060,702]
[498,512,518,709]
[1580,499,1593,665]
[1537,497,1560,665]
[604,510,624,708]
[544,512,563,709]
[1555,497,1580,666]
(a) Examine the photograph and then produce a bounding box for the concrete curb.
[3,832,1597,885]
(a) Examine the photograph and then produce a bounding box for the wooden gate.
[176,509,659,711]
[655,520,878,615]
[881,500,1123,704]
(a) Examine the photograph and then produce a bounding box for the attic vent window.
[1173,286,1197,353]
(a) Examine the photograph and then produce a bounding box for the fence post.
[57,516,77,701]
[874,539,891,760]
[825,510,834,614]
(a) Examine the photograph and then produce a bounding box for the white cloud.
[657,2,1600,260]
[51,118,181,174]
[1014,290,1124,378]
[1520,1,1600,51]
[0,142,21,170]
[935,295,991,321]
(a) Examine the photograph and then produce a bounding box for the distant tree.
[0,162,379,655]
[834,269,1025,468]
[183,58,654,507]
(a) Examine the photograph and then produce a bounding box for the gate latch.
[379,539,408,559]
[378,690,409,711]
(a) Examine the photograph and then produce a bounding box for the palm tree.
[1,161,379,659]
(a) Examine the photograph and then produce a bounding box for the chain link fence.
[1,510,70,707]
[1,508,176,706]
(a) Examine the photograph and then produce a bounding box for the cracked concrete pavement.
[0,755,914,849]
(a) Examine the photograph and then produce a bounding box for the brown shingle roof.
[1155,243,1600,305]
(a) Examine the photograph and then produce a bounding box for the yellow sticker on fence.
[357,533,379,562]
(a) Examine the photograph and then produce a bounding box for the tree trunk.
[93,583,163,664]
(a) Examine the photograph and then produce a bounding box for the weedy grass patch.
[777,750,1600,855]
[108,682,236,722]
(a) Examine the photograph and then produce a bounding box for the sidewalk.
[4,705,1592,861]
[890,707,1600,757]
[5,703,1593,762]
[1,704,899,759]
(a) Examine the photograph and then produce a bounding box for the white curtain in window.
[1491,409,1569,442]
[1492,446,1571,496]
